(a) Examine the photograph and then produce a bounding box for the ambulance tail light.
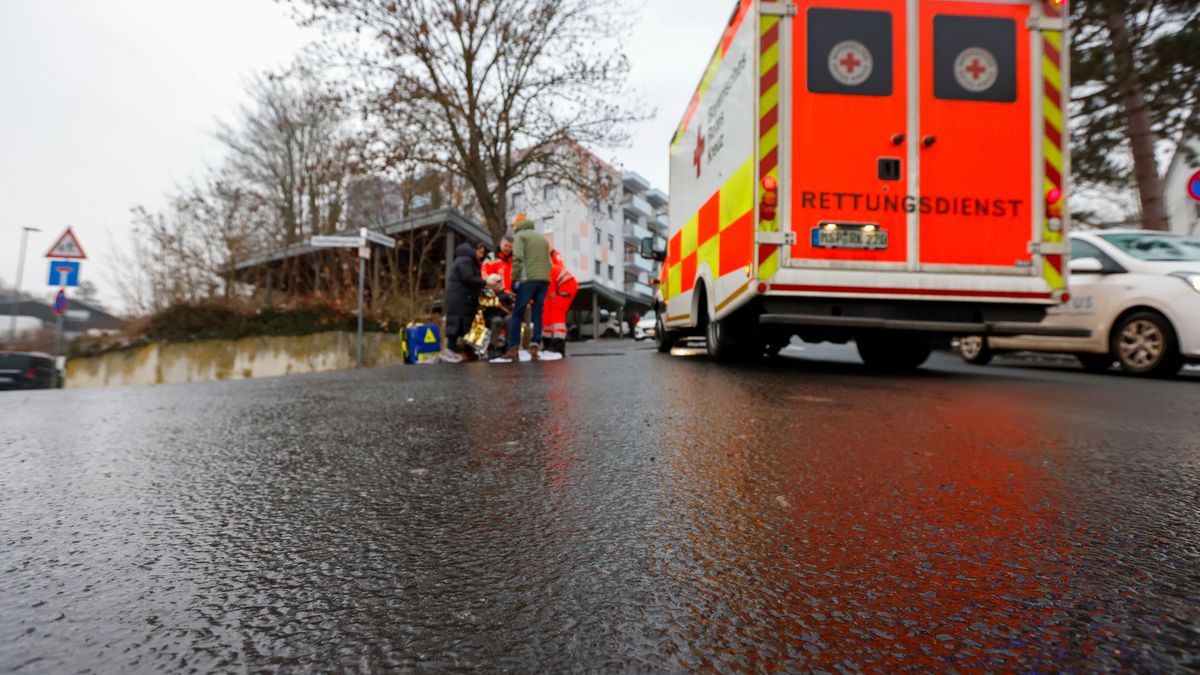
[1046,188,1063,218]
[760,176,778,222]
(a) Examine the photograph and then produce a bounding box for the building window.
[543,184,555,200]
[608,204,614,219]
[594,260,601,275]
[595,228,602,245]
[511,191,524,210]
[607,235,614,250]
[608,265,614,280]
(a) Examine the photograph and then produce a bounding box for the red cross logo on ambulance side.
[828,40,873,87]
[954,47,999,93]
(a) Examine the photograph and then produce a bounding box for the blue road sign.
[48,260,80,287]
[1188,169,1200,203]
[53,289,69,316]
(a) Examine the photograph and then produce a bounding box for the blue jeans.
[507,280,549,348]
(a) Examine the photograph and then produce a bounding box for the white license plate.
[812,226,888,250]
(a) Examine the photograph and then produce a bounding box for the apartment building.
[508,154,669,324]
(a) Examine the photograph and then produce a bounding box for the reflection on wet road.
[2,342,1198,670]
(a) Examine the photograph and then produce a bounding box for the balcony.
[624,280,654,299]
[622,193,652,220]
[644,188,668,209]
[624,251,655,272]
[623,221,653,244]
[647,211,669,233]
[622,172,651,194]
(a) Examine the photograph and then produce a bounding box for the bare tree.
[217,63,359,247]
[291,0,646,245]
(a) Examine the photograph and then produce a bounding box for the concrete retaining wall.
[65,331,406,389]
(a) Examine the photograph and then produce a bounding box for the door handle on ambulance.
[922,135,937,148]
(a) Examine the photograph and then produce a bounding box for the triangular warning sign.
[424,329,437,344]
[45,227,87,260]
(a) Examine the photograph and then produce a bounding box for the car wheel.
[957,336,994,366]
[856,334,932,372]
[1111,311,1182,377]
[1075,353,1114,372]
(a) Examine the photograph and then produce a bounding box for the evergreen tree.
[1071,1,1199,229]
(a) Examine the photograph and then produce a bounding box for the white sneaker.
[440,349,463,363]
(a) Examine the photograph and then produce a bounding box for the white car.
[634,312,657,341]
[959,230,1200,377]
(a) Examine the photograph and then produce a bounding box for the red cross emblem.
[954,47,998,93]
[840,51,863,74]
[829,40,873,86]
[965,58,988,80]
[693,126,705,178]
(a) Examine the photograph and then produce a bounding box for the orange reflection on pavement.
[651,369,1080,671]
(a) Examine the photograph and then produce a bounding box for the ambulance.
[646,0,1083,368]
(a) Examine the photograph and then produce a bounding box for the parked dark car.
[0,352,57,390]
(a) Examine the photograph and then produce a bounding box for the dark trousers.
[507,280,549,348]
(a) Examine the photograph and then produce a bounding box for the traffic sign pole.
[51,314,64,389]
[310,230,394,368]
[357,256,366,367]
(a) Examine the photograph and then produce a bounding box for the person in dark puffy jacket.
[443,242,486,362]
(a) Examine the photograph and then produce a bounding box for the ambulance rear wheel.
[703,309,736,362]
[656,313,676,353]
[856,334,932,372]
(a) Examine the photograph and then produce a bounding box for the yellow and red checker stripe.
[1041,0,1066,292]
[664,159,756,303]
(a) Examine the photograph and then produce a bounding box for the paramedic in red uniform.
[482,236,515,292]
[542,249,578,355]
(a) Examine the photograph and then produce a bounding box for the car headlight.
[1170,272,1200,292]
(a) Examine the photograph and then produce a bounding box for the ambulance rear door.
[916,0,1035,273]
[784,0,912,270]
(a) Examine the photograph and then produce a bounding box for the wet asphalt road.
[2,340,1199,672]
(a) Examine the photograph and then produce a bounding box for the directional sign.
[1188,169,1200,203]
[45,226,87,259]
[310,235,366,248]
[361,228,396,248]
[52,289,68,316]
[48,260,80,287]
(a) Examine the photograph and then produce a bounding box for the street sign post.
[45,227,87,260]
[362,228,396,248]
[310,229,397,367]
[50,290,67,388]
[310,235,365,248]
[47,260,81,287]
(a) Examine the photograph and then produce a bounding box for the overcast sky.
[0,0,731,312]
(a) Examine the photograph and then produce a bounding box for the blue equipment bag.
[402,323,442,364]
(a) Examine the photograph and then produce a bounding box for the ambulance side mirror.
[639,237,665,262]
